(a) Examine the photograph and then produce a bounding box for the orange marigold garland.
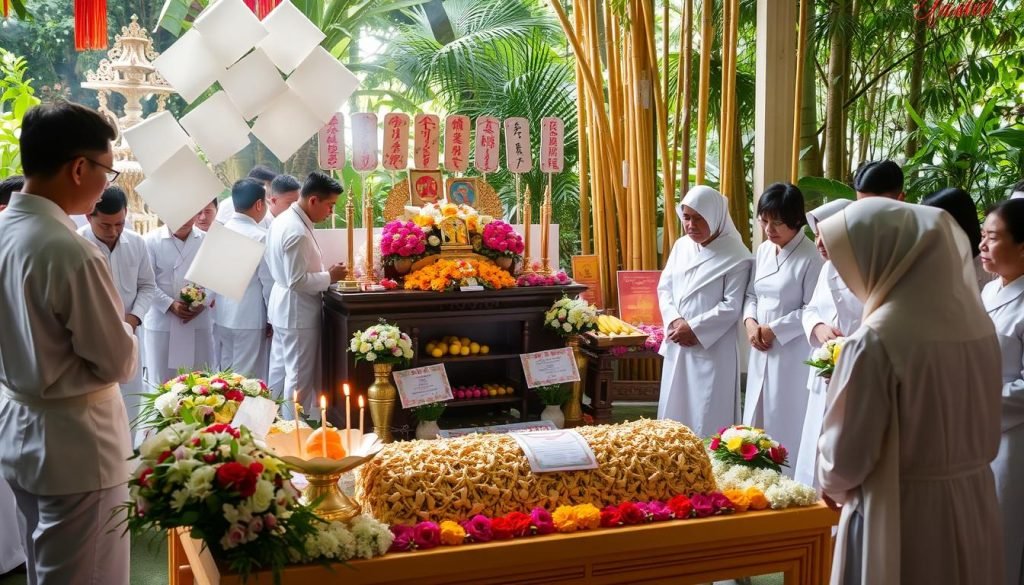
[403,258,515,292]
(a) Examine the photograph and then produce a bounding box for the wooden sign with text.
[413,113,441,170]
[382,112,410,171]
[503,117,532,174]
[444,114,471,173]
[350,113,378,172]
[317,113,345,170]
[474,115,501,174]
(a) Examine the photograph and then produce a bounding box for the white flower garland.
[289,515,394,563]
[711,458,818,509]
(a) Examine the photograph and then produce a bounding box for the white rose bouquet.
[179,283,206,309]
[544,296,598,338]
[350,319,414,366]
[140,371,272,431]
[804,337,846,379]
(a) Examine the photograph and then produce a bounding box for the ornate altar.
[81,15,172,234]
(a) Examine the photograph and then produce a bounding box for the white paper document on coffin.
[185,222,266,302]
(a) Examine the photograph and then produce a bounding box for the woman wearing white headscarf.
[794,199,862,489]
[817,198,1003,585]
[657,186,752,437]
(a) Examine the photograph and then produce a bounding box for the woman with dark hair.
[922,187,993,290]
[980,198,1024,585]
[742,182,823,474]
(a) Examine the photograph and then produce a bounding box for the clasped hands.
[169,300,205,324]
[667,318,699,347]
[744,318,776,351]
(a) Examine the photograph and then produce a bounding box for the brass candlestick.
[362,180,376,285]
[539,177,553,275]
[522,185,533,271]
[345,197,356,280]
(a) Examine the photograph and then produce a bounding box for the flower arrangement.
[804,337,846,379]
[534,384,570,406]
[120,423,321,580]
[289,515,393,563]
[516,270,572,287]
[380,220,427,265]
[349,320,414,366]
[479,220,525,259]
[379,278,399,290]
[637,324,664,353]
[711,457,818,509]
[387,492,762,553]
[707,425,789,472]
[409,401,446,422]
[141,371,271,431]
[403,258,516,292]
[544,296,598,337]
[179,283,206,309]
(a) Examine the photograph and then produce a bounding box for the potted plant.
[380,219,427,275]
[410,402,446,440]
[534,384,570,429]
[478,220,524,271]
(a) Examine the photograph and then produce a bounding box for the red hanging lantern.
[2,0,9,18]
[243,0,280,19]
[74,0,107,51]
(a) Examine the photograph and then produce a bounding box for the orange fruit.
[480,345,490,355]
[304,427,346,459]
[460,346,470,356]
[430,348,444,358]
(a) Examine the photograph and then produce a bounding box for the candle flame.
[320,395,327,409]
[343,383,350,397]
[294,390,299,402]
[358,395,365,407]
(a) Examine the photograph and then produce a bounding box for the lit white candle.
[358,395,365,436]
[343,383,352,435]
[319,394,328,456]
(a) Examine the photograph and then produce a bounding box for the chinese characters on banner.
[382,112,410,171]
[413,113,440,170]
[350,113,378,172]
[539,116,564,173]
[317,113,345,170]
[444,114,471,173]
[474,115,500,174]
[503,117,532,174]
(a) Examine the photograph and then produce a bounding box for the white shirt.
[266,203,330,329]
[214,213,274,329]
[0,193,137,494]
[77,225,158,320]
[215,196,235,224]
[259,207,280,229]
[143,226,210,332]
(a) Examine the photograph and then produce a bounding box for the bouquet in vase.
[804,337,846,379]
[707,425,788,472]
[479,220,525,261]
[544,296,598,338]
[350,320,414,366]
[380,220,427,266]
[141,371,272,431]
[534,384,570,406]
[179,283,206,309]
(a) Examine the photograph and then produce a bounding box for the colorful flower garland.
[386,490,768,553]
[403,258,516,292]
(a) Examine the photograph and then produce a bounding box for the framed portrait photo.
[446,177,478,208]
[409,169,444,207]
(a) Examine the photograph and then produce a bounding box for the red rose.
[491,517,515,540]
[504,512,532,537]
[740,443,759,461]
[204,423,240,438]
[137,467,154,487]
[618,502,645,525]
[157,450,173,464]
[709,437,721,451]
[215,462,260,497]
[770,445,788,465]
[203,454,217,463]
[667,494,693,519]
[600,505,622,527]
[224,389,245,402]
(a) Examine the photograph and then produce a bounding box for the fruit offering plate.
[584,330,651,348]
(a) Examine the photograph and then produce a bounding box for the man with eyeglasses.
[0,101,136,584]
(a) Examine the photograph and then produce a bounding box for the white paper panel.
[258,0,326,74]
[151,29,224,104]
[135,147,225,232]
[179,91,251,165]
[121,111,192,176]
[219,48,287,121]
[185,221,266,302]
[350,113,378,172]
[286,46,360,124]
[192,0,268,69]
[250,89,324,162]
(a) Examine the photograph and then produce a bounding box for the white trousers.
[143,327,214,387]
[214,325,269,380]
[268,326,321,417]
[11,484,129,585]
[0,477,25,573]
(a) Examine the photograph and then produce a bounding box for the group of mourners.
[657,160,1024,584]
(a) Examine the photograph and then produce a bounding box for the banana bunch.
[595,314,642,336]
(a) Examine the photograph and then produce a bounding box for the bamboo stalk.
[720,0,733,198]
[574,0,592,256]
[680,0,693,205]
[790,0,809,183]
[639,0,674,264]
[608,9,629,273]
[695,0,712,184]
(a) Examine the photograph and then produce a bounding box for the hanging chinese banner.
[351,113,378,173]
[539,116,564,174]
[317,113,345,170]
[413,114,440,170]
[382,113,410,171]
[503,117,532,174]
[444,115,471,173]
[474,115,500,174]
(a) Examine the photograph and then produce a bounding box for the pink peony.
[413,522,441,550]
[530,507,555,535]
[462,515,493,542]
[389,524,415,551]
[740,443,759,461]
[690,493,715,518]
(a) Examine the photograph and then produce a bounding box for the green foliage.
[796,176,856,209]
[533,384,570,406]
[409,401,446,421]
[0,48,41,176]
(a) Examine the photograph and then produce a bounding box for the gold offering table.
[168,503,838,584]
[322,284,586,438]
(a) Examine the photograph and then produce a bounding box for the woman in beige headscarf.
[816,197,1003,585]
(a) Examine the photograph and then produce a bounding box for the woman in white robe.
[979,199,1024,585]
[657,186,753,438]
[794,200,862,489]
[817,198,1003,585]
[923,186,995,291]
[743,183,823,474]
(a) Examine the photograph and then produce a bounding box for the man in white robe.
[266,172,346,412]
[216,164,278,225]
[143,212,214,385]
[263,173,301,228]
[0,101,136,584]
[0,175,22,212]
[213,179,274,379]
[817,198,1003,585]
[78,186,157,425]
[194,198,217,232]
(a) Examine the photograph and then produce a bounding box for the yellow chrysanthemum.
[832,343,843,364]
[439,520,466,545]
[552,506,578,533]
[722,489,751,513]
[745,487,769,510]
[726,436,744,452]
[574,504,601,530]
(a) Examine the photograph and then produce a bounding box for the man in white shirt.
[263,173,301,228]
[267,171,346,411]
[216,164,278,225]
[195,197,218,232]
[0,175,23,212]
[213,179,274,379]
[143,211,214,386]
[78,186,157,425]
[0,101,136,584]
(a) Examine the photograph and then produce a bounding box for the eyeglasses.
[757,218,786,229]
[83,157,120,184]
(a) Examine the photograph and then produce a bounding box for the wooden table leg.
[589,354,614,423]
